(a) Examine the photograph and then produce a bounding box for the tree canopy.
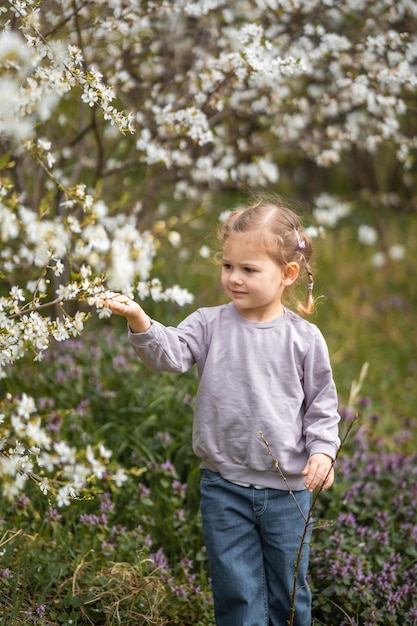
[1,0,416,366]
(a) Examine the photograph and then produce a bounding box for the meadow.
[1,213,416,625]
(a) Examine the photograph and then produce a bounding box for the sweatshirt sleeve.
[127,310,206,373]
[302,328,341,460]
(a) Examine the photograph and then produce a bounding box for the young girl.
[104,198,340,626]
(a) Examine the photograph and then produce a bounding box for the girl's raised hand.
[102,293,139,316]
[102,293,151,333]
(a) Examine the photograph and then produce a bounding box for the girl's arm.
[103,294,151,333]
[103,294,204,373]
[301,329,340,492]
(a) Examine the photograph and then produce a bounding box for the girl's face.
[221,234,299,322]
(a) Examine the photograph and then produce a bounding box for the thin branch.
[259,362,367,625]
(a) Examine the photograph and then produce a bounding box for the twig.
[259,430,308,523]
[260,363,367,625]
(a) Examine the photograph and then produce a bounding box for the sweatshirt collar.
[229,302,289,329]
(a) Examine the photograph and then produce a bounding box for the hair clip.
[294,228,306,249]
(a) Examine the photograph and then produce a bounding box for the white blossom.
[54,441,76,465]
[52,321,70,342]
[99,444,112,460]
[313,194,352,227]
[388,244,406,260]
[57,484,75,507]
[168,231,181,247]
[39,478,50,495]
[51,258,65,276]
[56,283,80,300]
[199,245,211,258]
[112,468,128,487]
[358,224,378,246]
[86,445,106,479]
[26,418,51,448]
[16,393,36,419]
[372,252,386,268]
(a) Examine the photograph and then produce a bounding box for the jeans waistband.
[229,479,267,489]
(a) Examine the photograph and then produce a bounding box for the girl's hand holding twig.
[102,293,151,333]
[301,453,334,492]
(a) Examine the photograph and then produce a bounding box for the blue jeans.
[200,469,312,626]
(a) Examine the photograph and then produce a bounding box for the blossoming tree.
[0,0,416,503]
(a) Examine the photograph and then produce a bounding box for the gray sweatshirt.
[128,302,340,490]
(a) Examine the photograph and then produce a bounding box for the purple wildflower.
[99,492,114,514]
[48,507,63,522]
[161,459,176,474]
[1,568,12,578]
[80,513,108,525]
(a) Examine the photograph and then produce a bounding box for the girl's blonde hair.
[218,197,315,315]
